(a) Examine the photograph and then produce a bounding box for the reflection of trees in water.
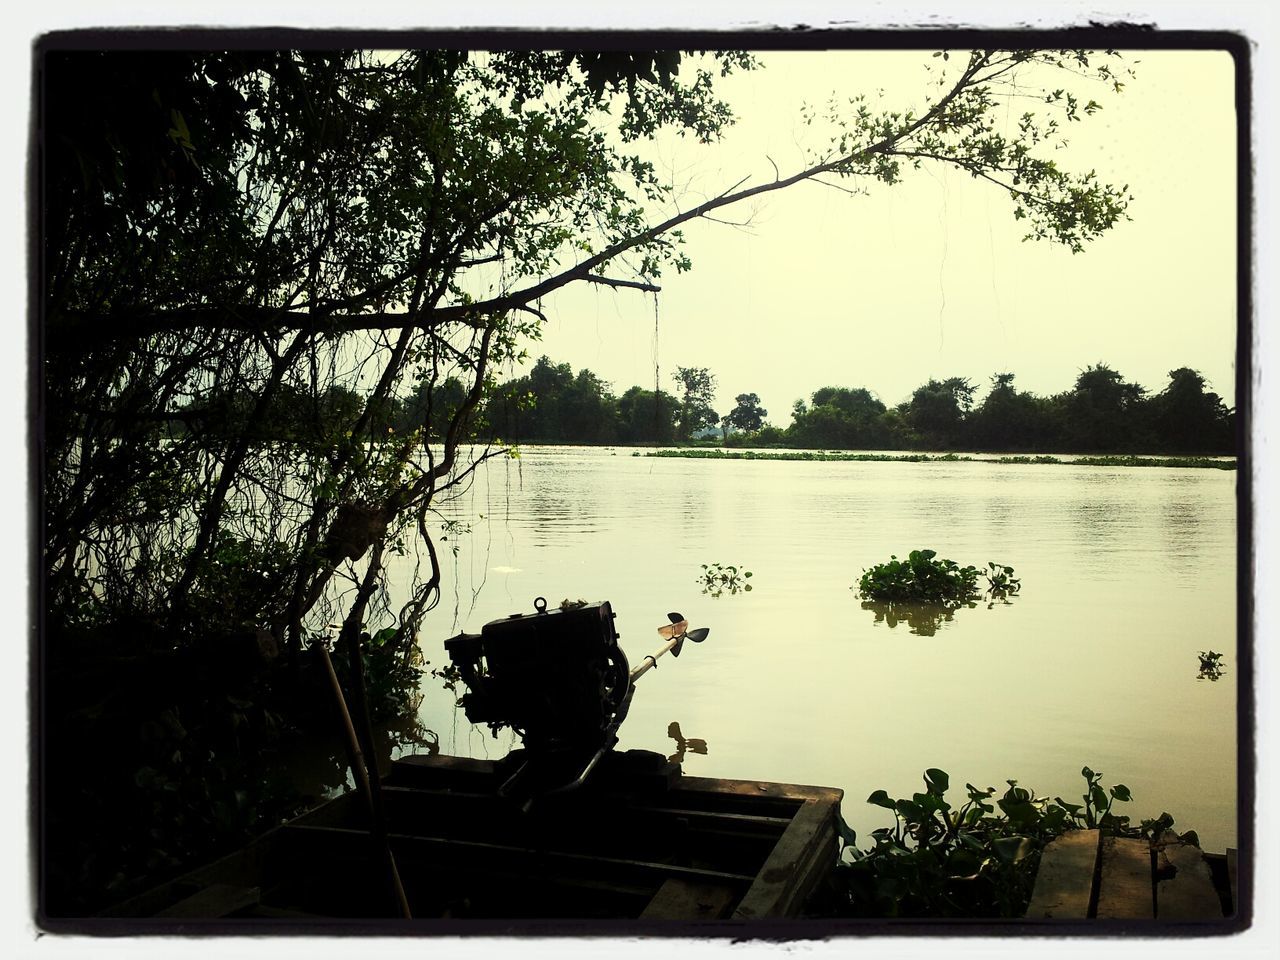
[1160,498,1202,575]
[860,600,967,637]
[1070,498,1124,550]
[667,721,708,765]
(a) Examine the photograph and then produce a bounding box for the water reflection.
[666,721,708,765]
[698,562,753,598]
[860,600,971,636]
[405,447,1238,852]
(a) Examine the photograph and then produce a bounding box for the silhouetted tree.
[1146,367,1233,453]
[724,392,768,434]
[1062,363,1146,451]
[903,377,976,448]
[968,372,1060,451]
[672,366,719,440]
[617,386,679,443]
[788,386,888,448]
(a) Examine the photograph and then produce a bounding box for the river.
[394,445,1240,853]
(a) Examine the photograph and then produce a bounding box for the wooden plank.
[1025,829,1100,919]
[1156,836,1222,920]
[640,877,738,920]
[98,829,282,917]
[281,823,758,887]
[1095,837,1154,919]
[153,883,260,919]
[677,775,844,805]
[732,798,838,919]
[1226,848,1238,916]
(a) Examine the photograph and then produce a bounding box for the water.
[395,446,1239,852]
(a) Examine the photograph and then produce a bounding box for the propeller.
[632,611,710,679]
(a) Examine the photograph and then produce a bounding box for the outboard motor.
[444,597,706,808]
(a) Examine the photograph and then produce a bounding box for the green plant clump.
[857,550,1020,608]
[698,562,753,597]
[814,766,1175,919]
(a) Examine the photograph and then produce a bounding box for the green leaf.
[895,799,924,822]
[924,768,950,795]
[992,836,1035,863]
[1109,784,1132,802]
[867,789,896,809]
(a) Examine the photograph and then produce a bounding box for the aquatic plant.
[1197,650,1226,681]
[856,550,981,608]
[698,562,753,598]
[856,551,1020,611]
[815,766,1174,919]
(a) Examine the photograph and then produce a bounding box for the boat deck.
[100,750,844,926]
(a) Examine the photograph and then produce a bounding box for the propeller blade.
[667,612,684,624]
[686,627,710,643]
[658,620,688,640]
[671,635,685,657]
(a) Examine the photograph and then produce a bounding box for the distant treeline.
[479,358,1236,456]
[183,357,1236,456]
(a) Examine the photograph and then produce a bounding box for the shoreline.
[636,449,1238,470]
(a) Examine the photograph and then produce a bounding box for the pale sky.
[526,49,1238,422]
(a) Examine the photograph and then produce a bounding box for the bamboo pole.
[312,638,412,919]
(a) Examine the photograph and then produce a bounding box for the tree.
[788,386,888,448]
[617,386,679,443]
[45,48,1135,656]
[724,392,768,434]
[672,366,719,440]
[1062,363,1147,451]
[1146,367,1233,453]
[903,377,977,448]
[968,372,1059,451]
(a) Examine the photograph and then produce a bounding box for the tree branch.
[54,54,992,348]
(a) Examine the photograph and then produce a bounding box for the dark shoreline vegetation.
[466,356,1236,458]
[183,355,1237,460]
[40,46,1232,922]
[641,449,1237,469]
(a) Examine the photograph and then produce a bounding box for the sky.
[524,48,1239,423]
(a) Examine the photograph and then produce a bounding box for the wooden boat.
[100,749,844,926]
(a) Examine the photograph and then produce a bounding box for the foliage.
[723,392,768,434]
[487,356,622,443]
[478,358,1235,456]
[902,377,977,448]
[1148,368,1234,453]
[672,366,720,440]
[857,550,983,608]
[815,766,1174,918]
[1060,363,1148,451]
[982,562,1021,599]
[1197,650,1226,682]
[616,385,681,443]
[698,562,753,597]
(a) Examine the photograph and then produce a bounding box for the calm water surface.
[394,446,1239,852]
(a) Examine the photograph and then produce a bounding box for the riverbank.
[638,449,1237,469]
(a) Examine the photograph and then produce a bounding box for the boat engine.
[444,597,706,807]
